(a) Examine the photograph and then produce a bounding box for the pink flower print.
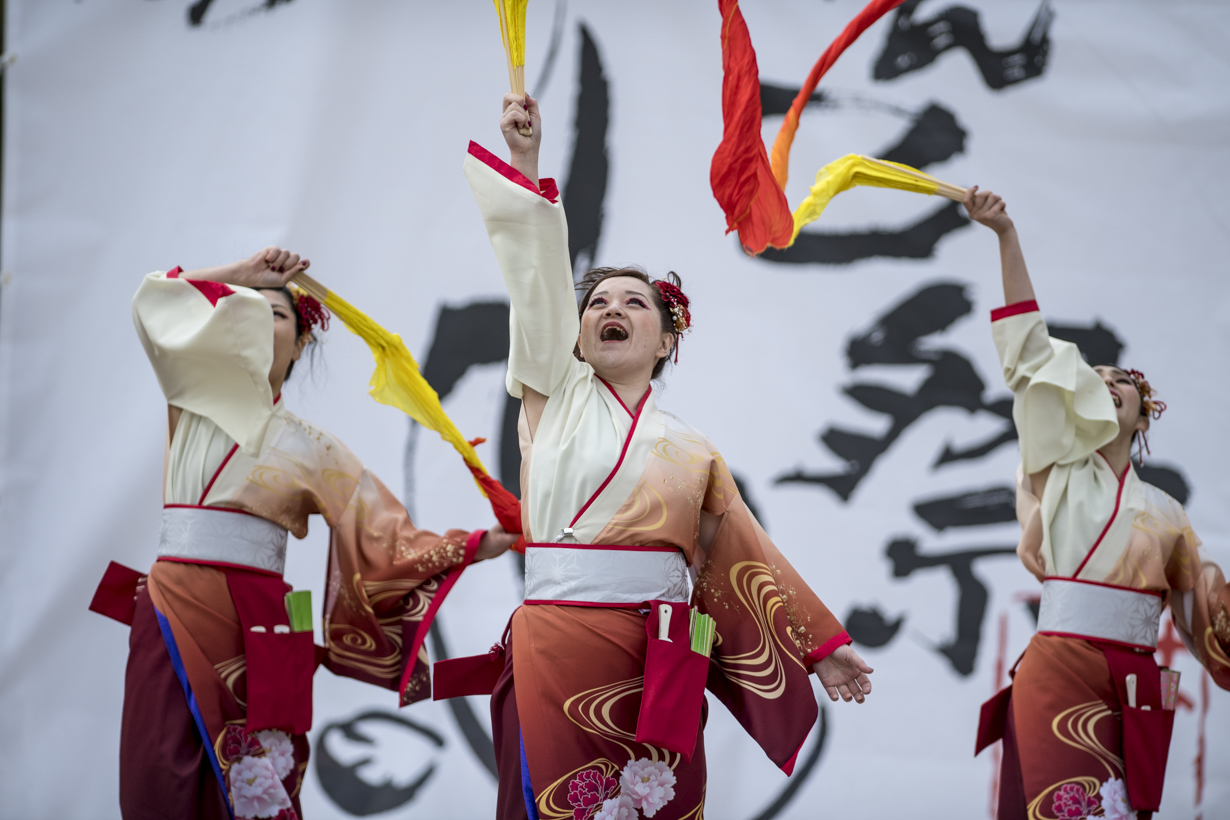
[594,795,638,820]
[223,725,264,762]
[272,810,299,820]
[568,768,618,820]
[255,730,296,781]
[1099,777,1136,820]
[229,755,292,819]
[1051,783,1100,820]
[619,759,676,818]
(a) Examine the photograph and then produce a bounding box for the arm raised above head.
[465,95,579,411]
[965,186,1034,306]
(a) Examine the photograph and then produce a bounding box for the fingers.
[963,185,978,210]
[502,92,525,112]
[825,685,839,702]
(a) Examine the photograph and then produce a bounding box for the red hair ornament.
[293,292,331,333]
[655,280,692,363]
[1124,368,1165,464]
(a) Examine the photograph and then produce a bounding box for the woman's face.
[262,290,308,395]
[1094,365,1149,439]
[577,276,674,383]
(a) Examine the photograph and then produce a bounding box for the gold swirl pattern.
[246,464,305,499]
[534,759,622,820]
[605,481,669,534]
[714,562,802,700]
[403,585,435,621]
[1131,508,1179,539]
[213,655,247,708]
[1204,625,1230,668]
[1026,777,1101,820]
[562,677,679,768]
[326,623,400,680]
[1049,700,1122,778]
[363,578,420,608]
[652,434,708,472]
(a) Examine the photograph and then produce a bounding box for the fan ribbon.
[712,0,965,256]
[293,278,525,551]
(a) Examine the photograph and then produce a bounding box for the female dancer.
[96,248,516,819]
[965,188,1230,819]
[459,95,873,820]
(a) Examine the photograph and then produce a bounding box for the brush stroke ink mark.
[873,0,1053,89]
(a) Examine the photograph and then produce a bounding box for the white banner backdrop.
[1,1,1228,817]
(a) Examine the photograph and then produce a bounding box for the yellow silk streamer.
[291,275,489,484]
[494,0,530,96]
[790,154,966,243]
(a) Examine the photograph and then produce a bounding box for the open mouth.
[1109,388,1121,407]
[600,322,628,342]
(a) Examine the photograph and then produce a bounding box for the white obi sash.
[1036,578,1163,650]
[523,544,691,606]
[157,506,289,575]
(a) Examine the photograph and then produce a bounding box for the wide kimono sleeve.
[132,268,277,456]
[990,301,1119,475]
[1159,510,1230,690]
[263,423,484,707]
[690,447,849,771]
[462,141,575,399]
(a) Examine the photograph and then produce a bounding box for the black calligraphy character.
[873,0,1054,90]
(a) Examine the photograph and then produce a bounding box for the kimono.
[91,270,484,820]
[458,142,851,820]
[976,300,1230,819]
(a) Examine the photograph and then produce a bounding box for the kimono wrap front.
[980,300,1230,819]
[464,142,851,820]
[100,271,483,820]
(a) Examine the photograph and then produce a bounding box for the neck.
[597,371,652,414]
[1098,431,1136,477]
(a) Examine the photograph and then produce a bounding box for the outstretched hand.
[964,186,1014,235]
[475,523,520,562]
[813,644,874,704]
[500,93,541,186]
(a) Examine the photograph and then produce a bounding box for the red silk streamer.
[710,0,794,254]
[710,0,906,255]
[466,437,527,553]
[768,0,907,190]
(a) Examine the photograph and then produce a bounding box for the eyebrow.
[591,289,651,301]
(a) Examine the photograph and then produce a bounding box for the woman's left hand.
[475,524,519,562]
[813,645,874,704]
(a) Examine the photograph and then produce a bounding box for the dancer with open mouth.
[966,187,1230,819]
[446,93,874,820]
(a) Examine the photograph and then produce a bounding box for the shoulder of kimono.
[267,412,361,463]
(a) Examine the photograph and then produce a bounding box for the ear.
[292,333,310,362]
[1136,414,1151,436]
[657,331,674,359]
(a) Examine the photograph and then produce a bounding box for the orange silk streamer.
[710,0,907,255]
[768,0,907,191]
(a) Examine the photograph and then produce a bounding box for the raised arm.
[465,94,578,436]
[965,188,1117,480]
[965,186,1034,306]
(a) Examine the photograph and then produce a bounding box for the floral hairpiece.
[654,281,691,334]
[1125,368,1165,420]
[293,291,331,333]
